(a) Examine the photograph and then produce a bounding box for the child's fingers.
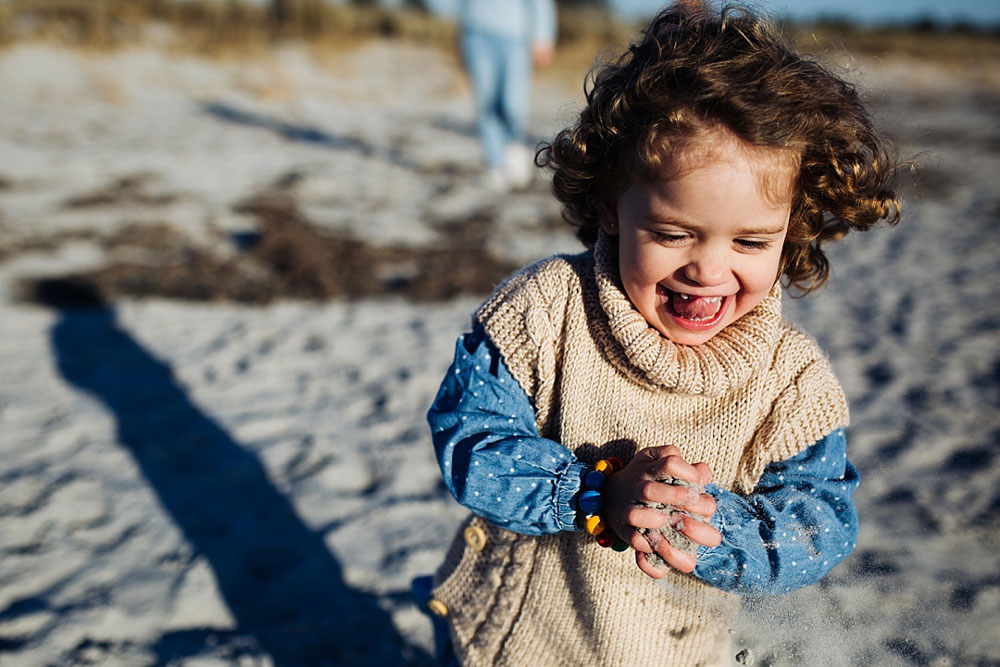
[693,462,714,487]
[624,505,679,531]
[635,549,670,579]
[650,453,702,486]
[626,527,654,554]
[652,537,698,573]
[638,445,684,462]
[623,521,668,555]
[673,513,722,548]
[638,479,705,508]
[683,491,717,518]
[631,524,716,578]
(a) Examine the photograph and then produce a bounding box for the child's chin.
[651,317,727,346]
[663,328,725,346]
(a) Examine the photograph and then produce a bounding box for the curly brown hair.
[537,1,902,293]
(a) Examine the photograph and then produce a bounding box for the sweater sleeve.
[694,428,860,594]
[427,326,585,535]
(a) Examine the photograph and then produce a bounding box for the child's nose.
[683,248,728,286]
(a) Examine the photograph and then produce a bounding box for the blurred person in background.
[459,0,556,191]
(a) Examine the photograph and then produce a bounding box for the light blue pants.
[461,28,532,170]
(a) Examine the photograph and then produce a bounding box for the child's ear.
[597,201,619,236]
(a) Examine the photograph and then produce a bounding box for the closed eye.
[650,230,689,245]
[735,238,772,250]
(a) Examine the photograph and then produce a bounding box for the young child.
[419,3,900,665]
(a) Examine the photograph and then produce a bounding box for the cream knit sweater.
[432,235,849,666]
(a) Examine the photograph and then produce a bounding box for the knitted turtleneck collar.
[591,231,784,396]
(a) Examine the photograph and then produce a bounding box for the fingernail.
[684,486,700,504]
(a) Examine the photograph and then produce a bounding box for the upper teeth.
[676,292,722,303]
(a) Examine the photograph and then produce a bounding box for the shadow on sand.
[48,291,428,665]
[201,101,422,172]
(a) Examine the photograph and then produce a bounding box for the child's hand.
[532,42,555,68]
[602,446,722,579]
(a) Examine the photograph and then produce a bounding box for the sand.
[0,28,998,666]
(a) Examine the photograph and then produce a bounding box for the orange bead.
[585,514,606,536]
[594,459,613,476]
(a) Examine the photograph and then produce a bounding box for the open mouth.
[657,285,732,330]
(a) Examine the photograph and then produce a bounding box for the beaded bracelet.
[578,457,629,551]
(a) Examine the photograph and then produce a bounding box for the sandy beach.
[0,21,998,666]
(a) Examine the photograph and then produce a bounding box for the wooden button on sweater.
[464,524,488,551]
[428,599,449,618]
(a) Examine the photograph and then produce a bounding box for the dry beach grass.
[0,4,998,666]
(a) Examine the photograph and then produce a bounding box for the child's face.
[601,137,792,346]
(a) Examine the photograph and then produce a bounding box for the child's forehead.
[654,128,799,205]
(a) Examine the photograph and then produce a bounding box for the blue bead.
[584,470,607,491]
[579,490,603,514]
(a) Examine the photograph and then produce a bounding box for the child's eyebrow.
[648,218,787,236]
[736,224,787,236]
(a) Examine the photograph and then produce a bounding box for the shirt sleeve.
[427,326,585,535]
[530,0,557,46]
[694,428,860,595]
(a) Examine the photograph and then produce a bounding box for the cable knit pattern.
[433,236,849,666]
